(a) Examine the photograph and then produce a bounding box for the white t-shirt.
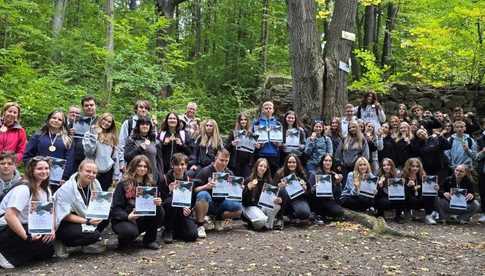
[0,185,48,226]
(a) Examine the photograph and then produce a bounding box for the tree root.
[342,208,420,239]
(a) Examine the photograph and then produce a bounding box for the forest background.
[0,0,484,134]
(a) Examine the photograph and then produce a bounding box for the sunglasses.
[32,156,51,162]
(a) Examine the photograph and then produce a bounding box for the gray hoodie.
[0,169,22,199]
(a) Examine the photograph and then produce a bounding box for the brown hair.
[24,157,51,200]
[124,155,155,187]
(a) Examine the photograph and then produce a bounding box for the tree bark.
[129,0,137,10]
[260,0,270,73]
[105,0,114,104]
[322,0,358,120]
[381,2,398,67]
[190,0,202,58]
[287,0,324,118]
[363,5,376,52]
[52,0,69,38]
[155,0,188,55]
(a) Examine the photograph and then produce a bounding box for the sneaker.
[478,214,485,223]
[425,214,437,225]
[458,219,470,225]
[0,252,14,269]
[431,211,439,220]
[197,226,207,238]
[81,241,106,254]
[54,240,69,258]
[313,215,325,225]
[162,229,173,244]
[273,219,284,230]
[143,241,160,250]
[214,220,224,231]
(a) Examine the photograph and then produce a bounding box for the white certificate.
[212,172,230,198]
[254,125,269,144]
[258,183,279,209]
[172,181,193,208]
[388,178,405,201]
[28,201,53,235]
[359,176,377,198]
[285,174,304,199]
[422,176,438,197]
[228,176,244,201]
[449,188,467,210]
[86,191,113,220]
[50,157,66,186]
[134,186,157,216]
[236,131,258,153]
[269,124,283,143]
[315,174,333,198]
[284,128,300,152]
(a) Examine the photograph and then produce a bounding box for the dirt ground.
[7,220,485,276]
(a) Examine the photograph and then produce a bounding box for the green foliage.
[350,49,390,93]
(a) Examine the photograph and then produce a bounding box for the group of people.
[0,92,484,269]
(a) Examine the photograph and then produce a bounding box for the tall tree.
[381,2,398,67]
[105,0,114,102]
[52,0,69,38]
[155,0,188,54]
[322,0,358,119]
[190,0,202,58]
[287,0,323,117]
[363,5,377,51]
[260,0,270,73]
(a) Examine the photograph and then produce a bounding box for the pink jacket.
[0,121,27,164]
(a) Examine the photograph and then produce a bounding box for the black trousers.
[280,189,311,220]
[374,195,407,216]
[96,168,114,191]
[163,199,198,242]
[405,196,436,215]
[479,172,485,212]
[311,197,344,219]
[112,209,164,245]
[0,224,54,267]
[341,195,374,212]
[56,220,102,247]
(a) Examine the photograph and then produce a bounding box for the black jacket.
[411,136,451,174]
[189,137,222,168]
[159,130,192,171]
[439,175,475,199]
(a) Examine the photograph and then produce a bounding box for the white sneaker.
[431,211,439,220]
[214,220,224,231]
[197,226,207,238]
[425,214,437,225]
[54,240,69,258]
[478,214,485,223]
[0,252,14,269]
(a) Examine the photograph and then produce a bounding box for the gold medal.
[145,139,151,145]
[48,145,56,152]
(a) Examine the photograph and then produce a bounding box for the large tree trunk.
[322,0,358,120]
[190,0,202,59]
[287,0,323,118]
[52,0,69,38]
[105,0,114,103]
[260,0,270,73]
[129,0,137,10]
[381,2,398,67]
[363,5,376,52]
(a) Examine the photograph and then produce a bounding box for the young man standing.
[71,96,97,170]
[445,121,477,171]
[193,149,242,238]
[253,101,281,176]
[341,103,356,138]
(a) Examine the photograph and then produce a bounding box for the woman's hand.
[334,174,343,184]
[300,180,307,191]
[183,208,192,217]
[168,181,178,192]
[128,211,139,222]
[247,179,258,190]
[274,197,282,205]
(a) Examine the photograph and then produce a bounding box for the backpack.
[127,118,135,137]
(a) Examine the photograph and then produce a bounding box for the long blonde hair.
[95,113,118,146]
[352,157,371,190]
[395,122,413,143]
[198,119,223,149]
[343,120,365,151]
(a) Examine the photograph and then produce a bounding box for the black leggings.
[56,220,102,247]
[163,199,197,242]
[96,168,114,191]
[112,210,164,245]
[0,224,54,267]
[341,196,374,212]
[406,197,436,215]
[311,197,344,219]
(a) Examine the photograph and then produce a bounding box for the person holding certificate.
[158,112,193,172]
[54,160,107,257]
[308,154,344,221]
[304,120,333,175]
[23,110,75,191]
[436,165,480,223]
[242,158,283,230]
[340,157,376,212]
[193,149,242,238]
[402,158,438,224]
[159,153,198,244]
[0,157,54,268]
[374,158,404,221]
[225,113,254,178]
[274,154,311,225]
[281,111,306,165]
[111,155,164,249]
[189,119,224,177]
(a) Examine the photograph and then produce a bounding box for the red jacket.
[0,121,27,164]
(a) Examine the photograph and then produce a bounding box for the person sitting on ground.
[193,149,242,238]
[436,165,480,224]
[242,158,283,230]
[340,157,376,212]
[0,157,55,269]
[159,153,198,244]
[0,151,22,203]
[111,155,164,250]
[54,160,107,257]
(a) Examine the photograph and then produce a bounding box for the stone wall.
[257,75,485,118]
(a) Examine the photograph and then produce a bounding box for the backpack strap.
[179,130,186,144]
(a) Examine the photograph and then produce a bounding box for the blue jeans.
[196,191,242,218]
